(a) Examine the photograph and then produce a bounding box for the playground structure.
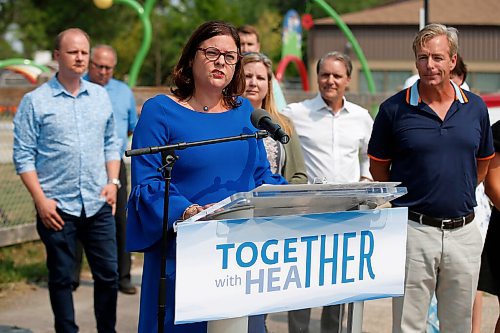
[274,1,376,94]
[0,58,51,84]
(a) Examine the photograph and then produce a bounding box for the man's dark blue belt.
[408,211,475,230]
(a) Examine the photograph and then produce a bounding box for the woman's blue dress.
[127,95,286,332]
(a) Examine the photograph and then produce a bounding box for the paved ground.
[0,263,498,333]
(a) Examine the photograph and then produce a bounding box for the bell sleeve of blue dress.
[126,97,192,252]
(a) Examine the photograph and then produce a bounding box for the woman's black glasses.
[197,47,240,65]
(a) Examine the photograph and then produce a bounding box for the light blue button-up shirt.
[13,75,121,217]
[83,75,137,156]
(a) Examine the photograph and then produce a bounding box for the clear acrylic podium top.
[184,182,407,223]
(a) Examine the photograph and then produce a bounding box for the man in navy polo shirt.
[368,23,494,332]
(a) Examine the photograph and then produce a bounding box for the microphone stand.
[125,130,269,333]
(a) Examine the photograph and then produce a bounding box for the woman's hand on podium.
[181,203,219,221]
[182,204,204,220]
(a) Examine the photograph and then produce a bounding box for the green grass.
[0,163,36,226]
[0,241,47,286]
[0,162,49,287]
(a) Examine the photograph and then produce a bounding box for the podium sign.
[175,205,407,324]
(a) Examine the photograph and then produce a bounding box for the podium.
[175,182,407,333]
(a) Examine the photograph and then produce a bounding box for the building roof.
[315,0,500,26]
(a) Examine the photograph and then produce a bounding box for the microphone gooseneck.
[250,109,290,144]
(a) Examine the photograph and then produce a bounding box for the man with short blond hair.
[368,23,494,332]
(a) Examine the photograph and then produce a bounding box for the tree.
[0,0,134,56]
[0,0,390,86]
[116,0,251,85]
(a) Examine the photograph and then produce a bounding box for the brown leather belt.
[408,211,475,230]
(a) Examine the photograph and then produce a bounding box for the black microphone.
[250,108,290,144]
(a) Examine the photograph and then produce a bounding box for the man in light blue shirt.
[76,44,138,295]
[13,28,121,333]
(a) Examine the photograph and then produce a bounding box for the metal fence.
[0,109,38,247]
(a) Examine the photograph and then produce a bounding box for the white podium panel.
[175,183,408,331]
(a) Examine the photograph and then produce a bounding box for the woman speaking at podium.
[126,21,286,333]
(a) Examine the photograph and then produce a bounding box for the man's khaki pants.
[392,219,483,333]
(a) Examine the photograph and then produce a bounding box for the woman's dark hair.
[171,21,245,109]
[452,53,468,84]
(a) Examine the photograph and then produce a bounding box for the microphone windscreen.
[250,108,270,128]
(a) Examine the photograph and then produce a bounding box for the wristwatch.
[108,178,122,189]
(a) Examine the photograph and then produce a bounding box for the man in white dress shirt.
[282,51,373,333]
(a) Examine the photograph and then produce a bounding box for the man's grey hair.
[316,51,353,78]
[91,44,117,64]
